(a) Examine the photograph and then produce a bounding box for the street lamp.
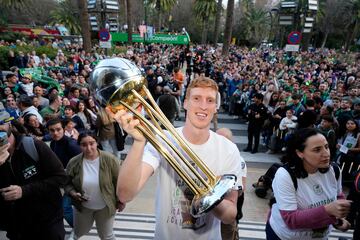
[182,27,191,46]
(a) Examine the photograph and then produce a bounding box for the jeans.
[101,139,121,159]
[265,222,281,240]
[71,206,116,240]
[63,194,74,227]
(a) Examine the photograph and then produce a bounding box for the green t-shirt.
[40,106,63,119]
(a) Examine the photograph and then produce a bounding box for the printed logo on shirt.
[313,184,323,195]
[22,165,38,179]
[166,161,207,230]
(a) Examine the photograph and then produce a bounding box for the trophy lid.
[90,58,146,109]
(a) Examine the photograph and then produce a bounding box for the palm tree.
[149,0,177,32]
[77,0,91,52]
[126,0,133,44]
[244,7,270,46]
[0,0,26,9]
[316,0,347,48]
[343,0,360,49]
[213,0,223,45]
[222,0,234,55]
[241,0,253,14]
[50,0,81,35]
[194,0,217,44]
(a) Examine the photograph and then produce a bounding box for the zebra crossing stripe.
[65,212,353,240]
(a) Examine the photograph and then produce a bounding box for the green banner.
[111,33,189,45]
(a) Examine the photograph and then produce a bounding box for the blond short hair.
[185,76,218,100]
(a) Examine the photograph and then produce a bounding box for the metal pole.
[100,0,108,56]
[144,0,147,45]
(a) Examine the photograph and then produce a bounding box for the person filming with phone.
[65,131,124,240]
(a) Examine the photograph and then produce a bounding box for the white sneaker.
[281,147,286,152]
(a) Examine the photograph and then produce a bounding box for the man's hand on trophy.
[106,107,146,143]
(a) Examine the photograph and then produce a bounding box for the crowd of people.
[0,38,359,240]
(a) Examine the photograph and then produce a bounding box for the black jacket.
[0,136,67,236]
[50,135,82,168]
[248,103,268,126]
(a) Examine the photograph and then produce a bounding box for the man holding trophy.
[91,58,245,239]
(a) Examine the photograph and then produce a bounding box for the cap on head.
[22,74,32,80]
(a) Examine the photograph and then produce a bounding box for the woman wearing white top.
[65,131,124,240]
[267,128,351,240]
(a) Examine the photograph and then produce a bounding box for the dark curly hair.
[281,128,330,178]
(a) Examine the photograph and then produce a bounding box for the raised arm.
[109,109,154,203]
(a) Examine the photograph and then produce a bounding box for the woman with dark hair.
[76,100,95,130]
[336,119,360,185]
[266,128,351,240]
[1,87,14,104]
[24,113,49,141]
[65,131,124,240]
[84,96,99,116]
[267,92,279,114]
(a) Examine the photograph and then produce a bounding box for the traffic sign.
[98,29,110,41]
[285,44,300,52]
[287,31,302,44]
[99,41,111,49]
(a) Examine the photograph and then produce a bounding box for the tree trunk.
[302,32,311,51]
[77,0,91,52]
[222,0,234,56]
[344,28,353,50]
[126,0,132,44]
[201,17,209,44]
[350,19,359,48]
[213,0,222,45]
[122,0,127,25]
[156,0,161,32]
[321,31,328,48]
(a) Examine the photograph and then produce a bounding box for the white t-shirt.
[143,127,245,240]
[82,157,106,210]
[269,166,342,240]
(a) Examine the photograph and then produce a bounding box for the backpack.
[20,136,39,162]
[269,162,340,206]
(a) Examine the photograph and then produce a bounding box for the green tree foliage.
[148,0,177,31]
[244,7,270,45]
[343,0,360,48]
[194,0,217,44]
[0,0,26,9]
[50,0,81,35]
[232,1,270,46]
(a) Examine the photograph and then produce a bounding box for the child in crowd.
[63,118,79,140]
[279,109,297,151]
[19,74,34,96]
